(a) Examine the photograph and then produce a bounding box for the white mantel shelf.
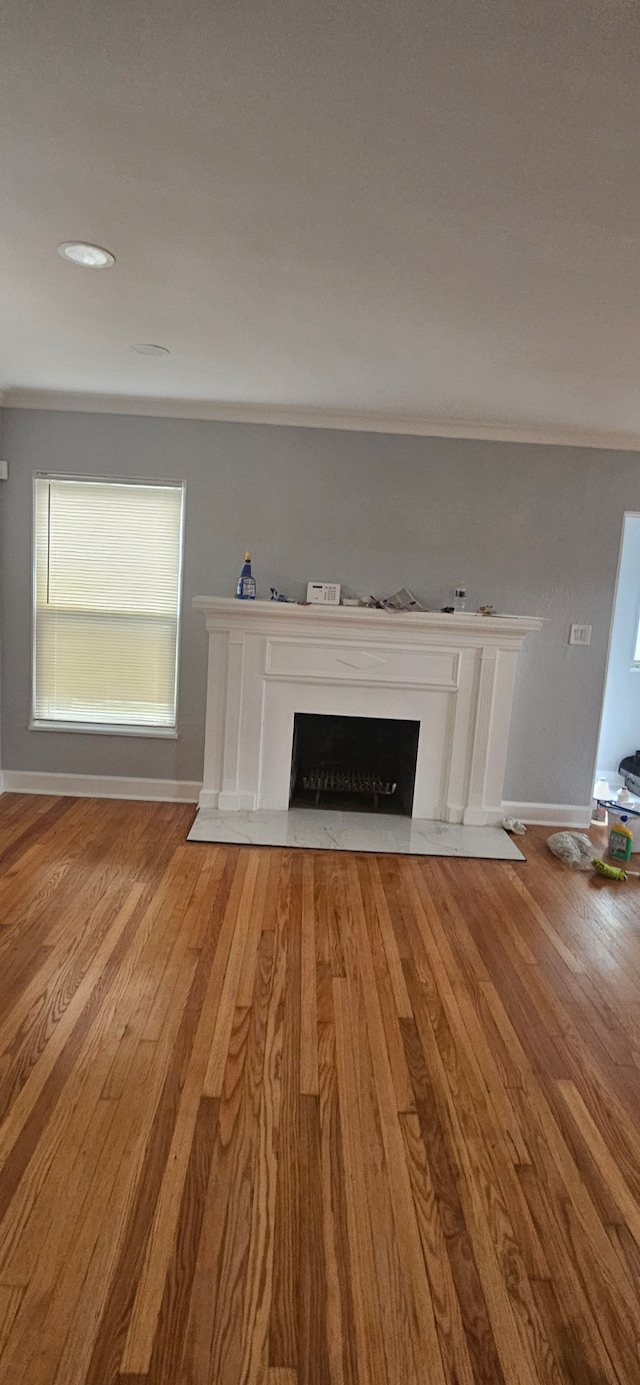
[193,596,543,825]
[193,597,541,641]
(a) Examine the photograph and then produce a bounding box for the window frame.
[30,471,187,737]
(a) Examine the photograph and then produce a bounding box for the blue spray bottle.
[236,551,256,599]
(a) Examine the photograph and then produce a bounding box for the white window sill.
[29,720,178,739]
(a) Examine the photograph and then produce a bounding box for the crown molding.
[2,388,640,451]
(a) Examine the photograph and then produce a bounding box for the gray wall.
[597,514,640,779]
[0,406,3,774]
[1,405,639,805]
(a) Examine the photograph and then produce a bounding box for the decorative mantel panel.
[193,598,542,825]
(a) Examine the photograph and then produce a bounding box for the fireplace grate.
[302,762,397,808]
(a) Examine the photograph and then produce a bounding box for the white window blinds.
[33,476,185,729]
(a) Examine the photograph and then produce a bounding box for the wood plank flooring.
[0,794,639,1383]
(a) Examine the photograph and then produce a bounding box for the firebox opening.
[289,713,420,815]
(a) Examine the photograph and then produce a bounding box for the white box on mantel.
[306,581,341,605]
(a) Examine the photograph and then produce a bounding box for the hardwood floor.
[0,794,639,1383]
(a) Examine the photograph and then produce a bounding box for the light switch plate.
[0,461,7,480]
[570,624,592,646]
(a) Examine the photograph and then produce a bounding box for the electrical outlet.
[569,624,592,646]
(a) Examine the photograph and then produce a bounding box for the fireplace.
[289,713,420,815]
[193,598,542,824]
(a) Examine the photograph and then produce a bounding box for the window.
[32,475,185,732]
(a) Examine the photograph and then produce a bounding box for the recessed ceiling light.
[57,242,115,268]
[131,343,170,356]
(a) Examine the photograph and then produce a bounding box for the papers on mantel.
[367,589,518,617]
[368,588,425,612]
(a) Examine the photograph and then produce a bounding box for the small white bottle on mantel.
[453,583,467,612]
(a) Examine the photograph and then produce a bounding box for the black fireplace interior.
[289,713,420,815]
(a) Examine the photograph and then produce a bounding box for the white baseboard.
[502,800,591,828]
[1,771,202,803]
[0,775,593,826]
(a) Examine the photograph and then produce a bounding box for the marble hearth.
[192,598,542,828]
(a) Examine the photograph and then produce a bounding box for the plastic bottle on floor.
[608,815,633,861]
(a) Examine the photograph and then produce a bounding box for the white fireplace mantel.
[193,597,542,825]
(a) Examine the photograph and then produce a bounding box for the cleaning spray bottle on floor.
[608,815,633,862]
[236,551,256,599]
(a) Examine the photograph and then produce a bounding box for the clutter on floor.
[619,750,640,795]
[608,815,634,861]
[591,793,640,853]
[546,830,640,884]
[592,858,640,881]
[502,816,527,835]
[547,831,595,870]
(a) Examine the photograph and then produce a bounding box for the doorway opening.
[595,512,640,803]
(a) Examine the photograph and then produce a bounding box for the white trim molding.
[502,801,592,828]
[4,388,640,452]
[0,776,590,827]
[0,771,201,803]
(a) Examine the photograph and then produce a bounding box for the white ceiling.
[2,0,640,443]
